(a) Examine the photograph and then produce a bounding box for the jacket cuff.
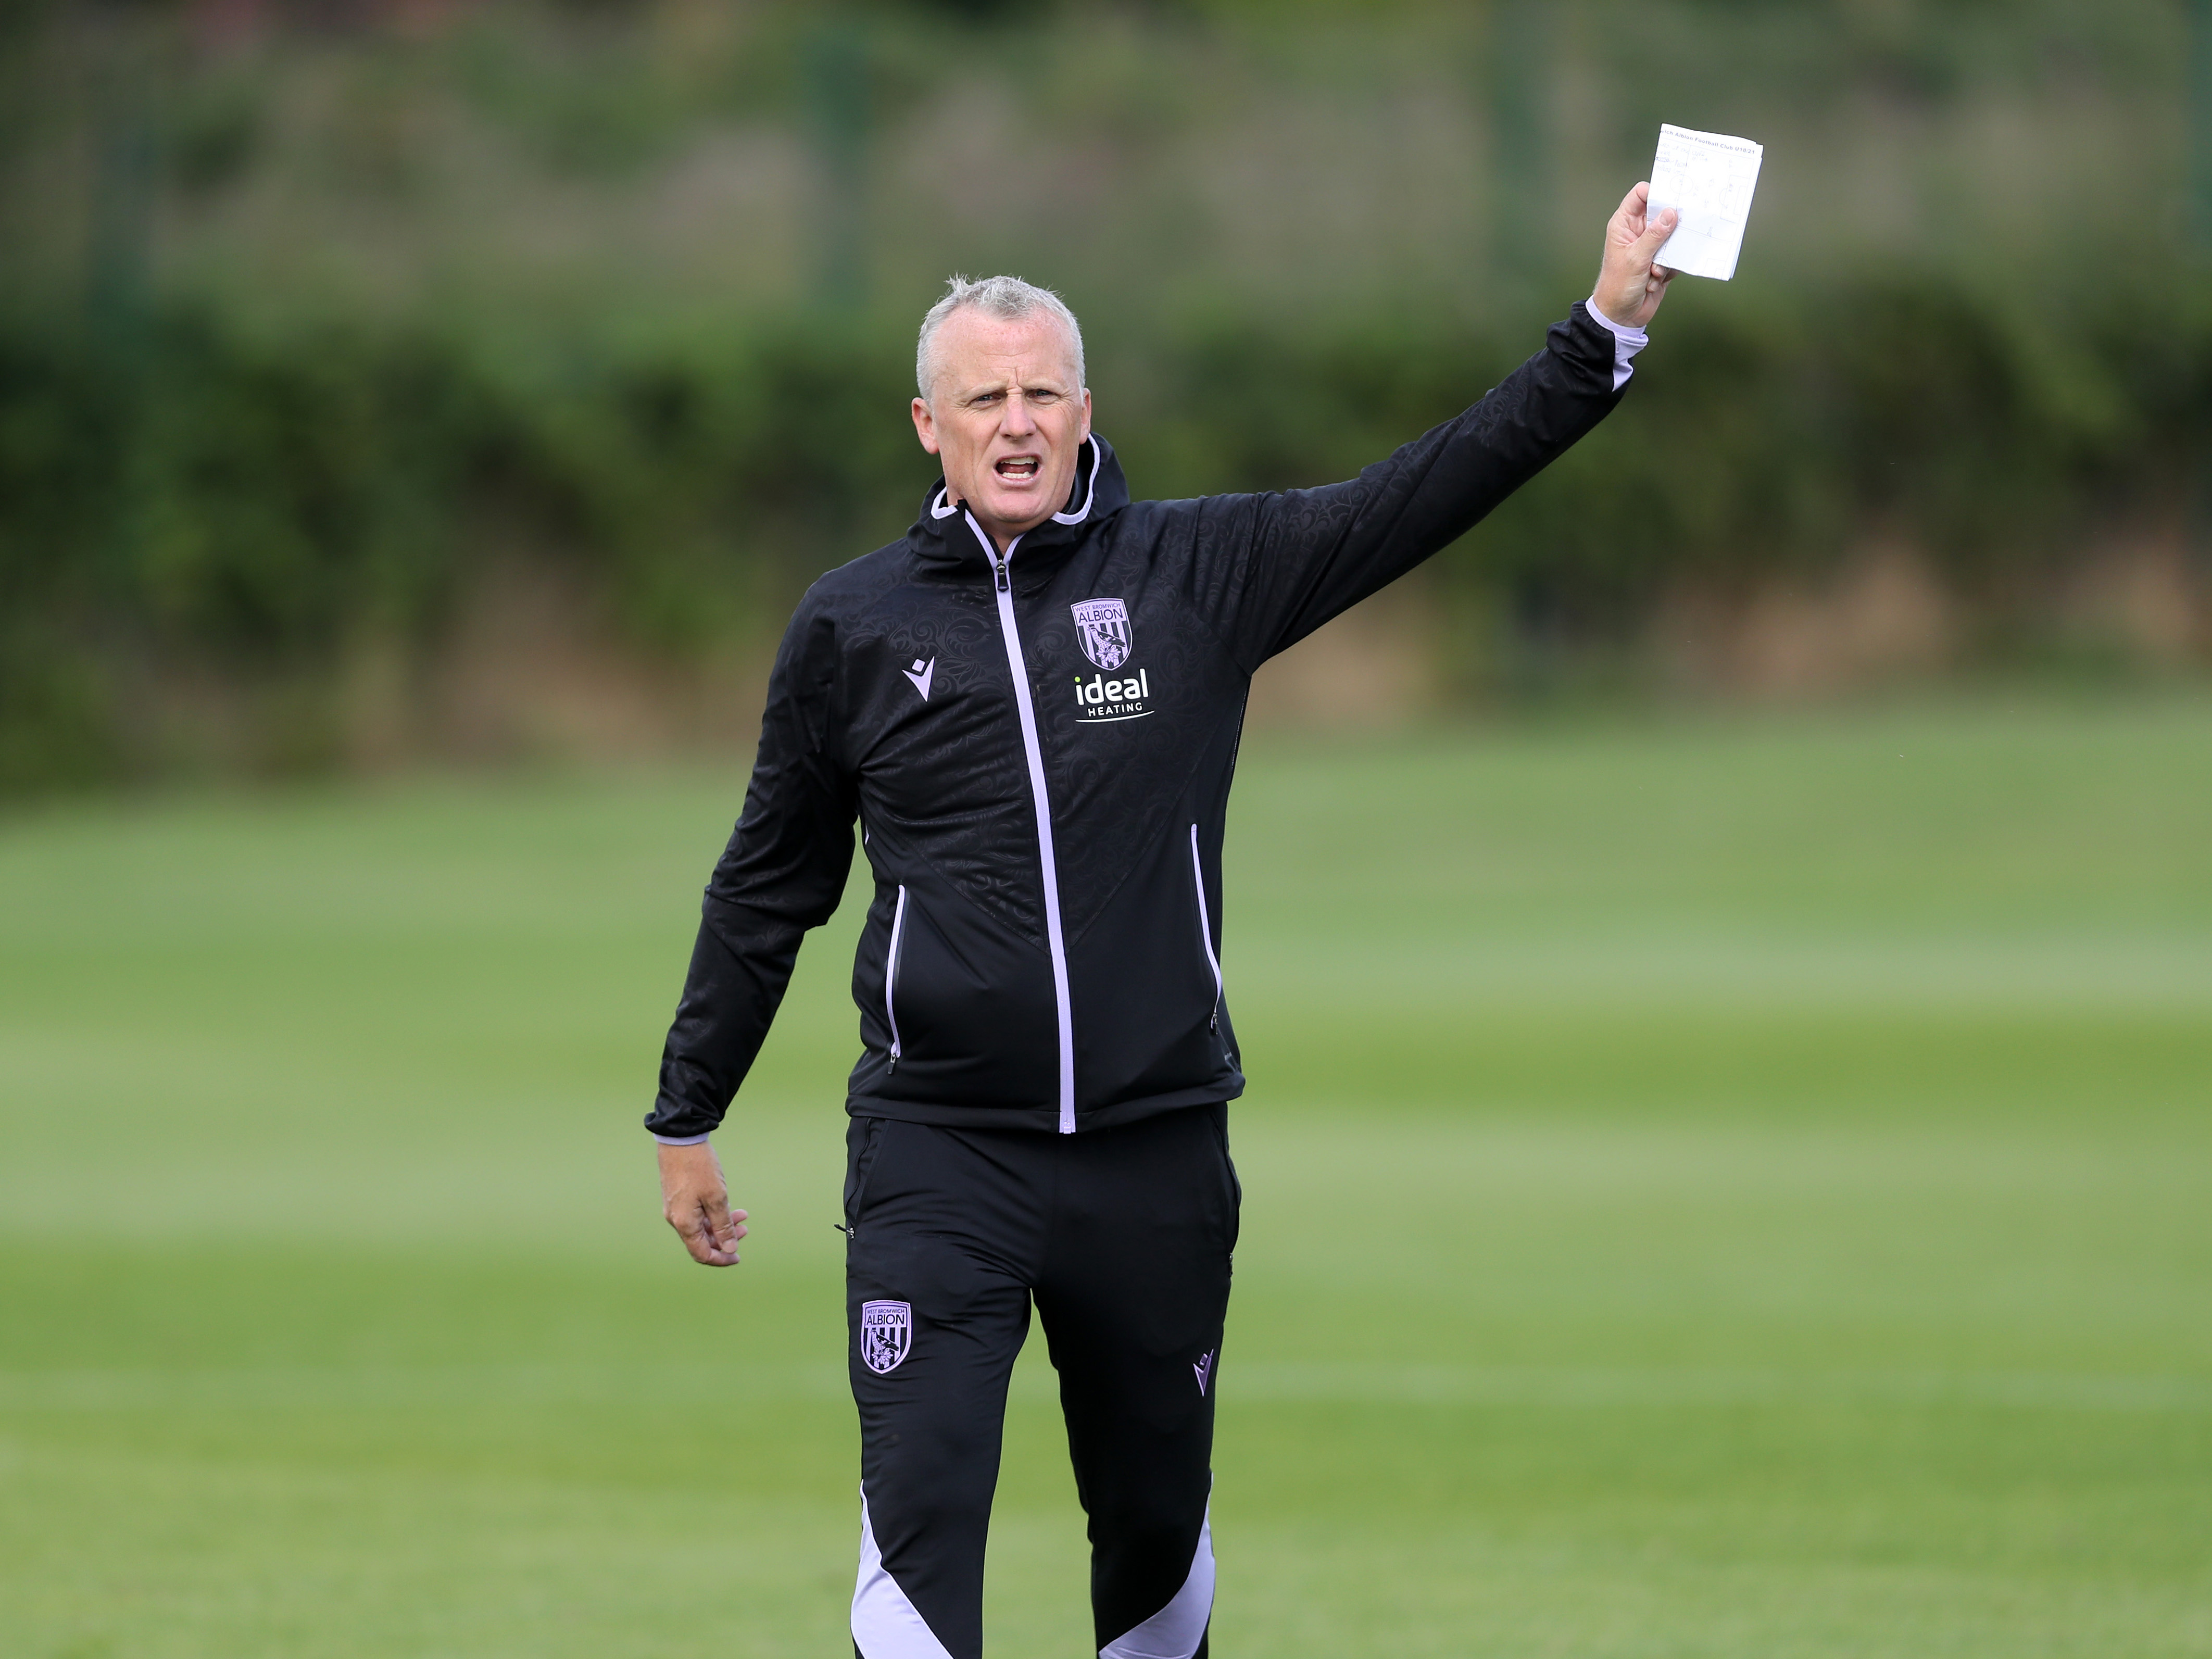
[652,1131,712,1147]
[1578,298,1648,392]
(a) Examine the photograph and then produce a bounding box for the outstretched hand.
[1591,182,1679,331]
[659,1140,748,1266]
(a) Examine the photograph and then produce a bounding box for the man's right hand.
[659,1141,748,1266]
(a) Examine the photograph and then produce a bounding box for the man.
[648,184,1679,1659]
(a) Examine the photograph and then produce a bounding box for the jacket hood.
[909,434,1130,571]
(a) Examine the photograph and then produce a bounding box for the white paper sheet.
[1647,124,1764,282]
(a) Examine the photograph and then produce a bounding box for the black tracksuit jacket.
[645,303,1627,1141]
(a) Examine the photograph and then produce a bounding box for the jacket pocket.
[1068,825,1235,1105]
[870,888,1058,1106]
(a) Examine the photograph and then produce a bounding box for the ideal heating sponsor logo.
[1073,668,1152,722]
[1071,596,1154,723]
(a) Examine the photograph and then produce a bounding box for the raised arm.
[1190,186,1677,669]
[647,590,858,1263]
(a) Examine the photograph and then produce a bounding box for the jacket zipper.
[884,884,909,1071]
[966,513,1077,1134]
[1189,823,1223,1032]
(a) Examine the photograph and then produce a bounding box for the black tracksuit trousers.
[843,1104,1239,1659]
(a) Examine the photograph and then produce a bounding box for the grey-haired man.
[649,187,1678,1659]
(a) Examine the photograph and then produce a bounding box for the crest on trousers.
[1071,598,1133,672]
[861,1300,912,1374]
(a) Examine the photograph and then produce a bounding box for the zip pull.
[991,549,1010,593]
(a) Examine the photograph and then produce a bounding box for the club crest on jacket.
[1071,598,1132,671]
[861,1299,912,1374]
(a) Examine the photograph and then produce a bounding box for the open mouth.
[994,455,1041,483]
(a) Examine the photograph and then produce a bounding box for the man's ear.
[911,396,941,455]
[1078,388,1092,443]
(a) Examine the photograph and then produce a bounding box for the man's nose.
[999,391,1038,435]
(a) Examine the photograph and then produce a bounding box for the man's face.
[912,309,1092,550]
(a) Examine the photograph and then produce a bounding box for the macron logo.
[1194,1349,1215,1396]
[901,657,936,701]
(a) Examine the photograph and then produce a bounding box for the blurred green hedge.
[3,269,2208,790]
[2,0,2202,789]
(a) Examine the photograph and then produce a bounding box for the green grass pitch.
[3,694,2209,1657]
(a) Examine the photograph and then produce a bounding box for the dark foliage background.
[2,0,2208,787]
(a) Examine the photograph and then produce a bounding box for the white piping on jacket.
[884,885,909,1070]
[1189,824,1222,1027]
[965,511,1078,1133]
[1051,434,1100,523]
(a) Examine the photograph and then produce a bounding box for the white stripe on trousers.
[1099,1503,1215,1659]
[850,1490,1215,1659]
[851,1490,956,1659]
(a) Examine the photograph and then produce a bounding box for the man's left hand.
[1592,182,1679,331]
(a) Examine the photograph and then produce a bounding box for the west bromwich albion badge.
[1071,598,1133,671]
[861,1299,912,1374]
